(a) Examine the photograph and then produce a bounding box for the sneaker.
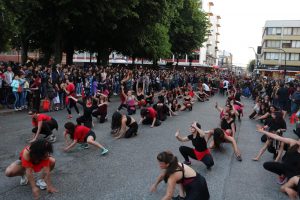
[47,134,56,143]
[101,148,109,155]
[20,175,28,186]
[67,115,72,119]
[14,108,19,111]
[183,161,191,165]
[78,143,89,150]
[277,175,287,185]
[36,179,47,190]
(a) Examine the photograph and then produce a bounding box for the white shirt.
[223,80,229,89]
[202,83,210,92]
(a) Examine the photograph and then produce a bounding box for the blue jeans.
[291,101,299,114]
[76,83,82,95]
[13,91,20,109]
[21,91,27,107]
[114,83,120,94]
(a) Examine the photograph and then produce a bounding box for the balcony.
[216,32,220,35]
[209,2,214,6]
[217,23,221,27]
[217,15,221,19]
[207,12,213,16]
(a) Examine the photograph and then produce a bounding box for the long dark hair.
[213,128,224,148]
[157,151,181,182]
[29,139,53,164]
[111,111,122,130]
[64,122,76,139]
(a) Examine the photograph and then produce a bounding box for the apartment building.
[260,20,300,78]
[199,1,221,66]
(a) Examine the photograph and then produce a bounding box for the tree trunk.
[53,29,63,64]
[66,45,74,65]
[21,41,29,65]
[132,56,136,66]
[97,49,110,66]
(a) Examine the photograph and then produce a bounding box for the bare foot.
[252,157,259,161]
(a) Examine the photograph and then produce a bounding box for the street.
[0,94,291,200]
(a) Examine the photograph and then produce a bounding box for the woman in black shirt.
[176,122,214,169]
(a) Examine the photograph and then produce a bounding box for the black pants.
[142,117,161,126]
[124,122,138,138]
[263,162,298,179]
[76,115,92,128]
[32,90,40,112]
[184,173,210,200]
[249,111,257,119]
[118,103,127,111]
[92,110,107,123]
[179,146,214,168]
[32,119,58,137]
[67,99,79,115]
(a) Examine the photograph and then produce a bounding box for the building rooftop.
[265,20,300,27]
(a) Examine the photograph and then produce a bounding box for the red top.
[66,83,76,97]
[19,146,50,173]
[32,114,52,127]
[148,107,157,119]
[73,125,91,142]
[189,91,195,98]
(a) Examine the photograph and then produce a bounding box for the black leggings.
[76,116,92,128]
[263,162,298,179]
[124,122,138,138]
[179,146,214,168]
[32,119,58,137]
[67,99,79,115]
[184,173,210,200]
[118,104,127,111]
[92,110,107,123]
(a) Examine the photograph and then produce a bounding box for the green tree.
[169,0,208,56]
[247,59,255,72]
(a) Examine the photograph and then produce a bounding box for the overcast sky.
[212,0,300,67]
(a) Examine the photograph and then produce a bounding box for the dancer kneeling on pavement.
[63,122,108,154]
[175,122,214,169]
[281,175,300,200]
[5,139,57,199]
[150,151,210,200]
[111,111,138,138]
[256,127,300,185]
[68,95,97,128]
[29,110,58,143]
[206,128,242,161]
[139,107,161,128]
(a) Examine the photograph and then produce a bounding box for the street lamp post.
[249,47,258,74]
[276,48,287,81]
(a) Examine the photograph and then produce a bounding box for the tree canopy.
[1,0,209,65]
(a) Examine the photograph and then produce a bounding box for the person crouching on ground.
[176,122,214,170]
[29,110,58,143]
[150,151,210,200]
[5,139,58,199]
[63,122,108,155]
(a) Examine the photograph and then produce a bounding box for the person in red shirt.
[29,110,58,143]
[139,107,161,128]
[63,122,108,155]
[63,78,79,119]
[5,139,58,199]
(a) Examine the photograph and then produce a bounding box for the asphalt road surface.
[0,94,293,200]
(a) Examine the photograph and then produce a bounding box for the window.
[265,53,280,60]
[292,28,300,35]
[282,40,292,48]
[290,53,300,61]
[292,41,300,48]
[267,27,281,35]
[280,53,290,60]
[283,28,292,35]
[266,40,280,48]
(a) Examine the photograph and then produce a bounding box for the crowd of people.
[2,61,300,200]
